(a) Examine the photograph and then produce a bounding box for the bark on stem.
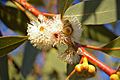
[15,0,56,17]
[77,45,116,76]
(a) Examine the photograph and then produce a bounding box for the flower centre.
[39,26,45,32]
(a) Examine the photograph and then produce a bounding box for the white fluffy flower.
[27,14,65,49]
[27,14,82,64]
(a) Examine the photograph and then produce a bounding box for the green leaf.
[21,41,39,78]
[81,25,118,44]
[0,56,9,80]
[58,0,74,16]
[0,4,29,34]
[64,0,120,25]
[0,36,28,56]
[102,36,120,58]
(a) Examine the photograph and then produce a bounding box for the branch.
[77,45,116,76]
[13,0,56,17]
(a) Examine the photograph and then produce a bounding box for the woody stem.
[76,44,116,76]
[14,0,56,17]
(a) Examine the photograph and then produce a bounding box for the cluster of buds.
[110,71,120,80]
[74,56,96,78]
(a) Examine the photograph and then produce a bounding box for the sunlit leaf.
[0,36,28,56]
[102,36,120,58]
[64,0,120,25]
[58,0,74,16]
[0,4,29,34]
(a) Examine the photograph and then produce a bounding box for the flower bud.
[110,74,119,80]
[75,64,82,73]
[88,65,96,73]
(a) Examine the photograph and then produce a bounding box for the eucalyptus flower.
[27,14,65,49]
[27,14,82,64]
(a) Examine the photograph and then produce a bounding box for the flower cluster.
[27,14,82,64]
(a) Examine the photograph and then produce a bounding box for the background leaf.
[64,0,120,25]
[0,56,9,80]
[21,41,39,78]
[81,25,118,44]
[42,48,66,80]
[102,36,120,58]
[0,3,29,34]
[57,0,74,16]
[0,36,28,56]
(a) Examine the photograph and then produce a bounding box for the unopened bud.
[88,65,96,73]
[110,74,119,80]
[75,64,82,73]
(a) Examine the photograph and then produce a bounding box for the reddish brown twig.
[81,45,120,51]
[14,0,56,17]
[77,46,116,76]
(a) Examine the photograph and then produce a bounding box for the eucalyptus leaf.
[64,0,120,25]
[0,36,28,56]
[81,25,117,44]
[102,36,120,58]
[58,0,74,16]
[0,4,29,34]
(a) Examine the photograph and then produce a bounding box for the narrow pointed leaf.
[102,36,120,58]
[64,0,120,25]
[0,36,28,56]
